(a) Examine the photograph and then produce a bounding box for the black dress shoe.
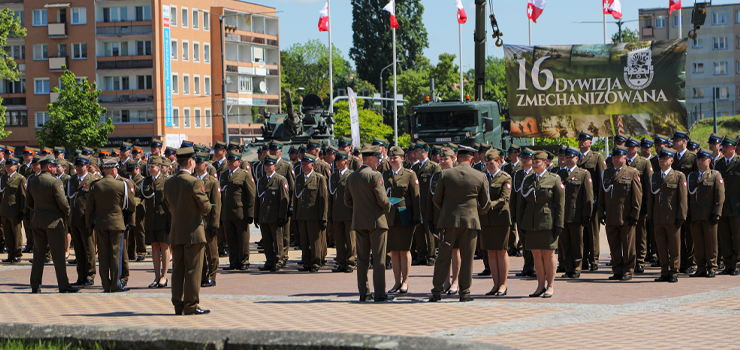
[589,265,599,271]
[374,295,394,302]
[556,266,565,273]
[387,286,400,294]
[495,288,507,296]
[478,269,491,276]
[112,287,131,292]
[120,281,127,288]
[22,247,32,253]
[148,281,159,288]
[428,295,441,302]
[654,275,669,282]
[678,267,687,273]
[485,288,499,296]
[515,270,531,277]
[136,256,145,262]
[667,275,678,282]
[561,273,571,278]
[529,289,546,297]
[690,271,708,277]
[635,265,645,273]
[258,265,273,271]
[651,261,661,267]
[620,275,632,281]
[731,269,740,276]
[82,279,94,286]
[385,262,392,270]
[344,266,353,273]
[222,265,236,271]
[270,266,280,272]
[201,280,216,287]
[411,259,422,266]
[685,266,696,274]
[68,259,77,265]
[707,271,716,278]
[31,287,40,294]
[359,294,373,302]
[718,262,725,270]
[156,279,168,288]
[572,273,581,278]
[309,266,319,272]
[2,257,20,263]
[426,258,435,266]
[459,296,474,302]
[331,266,347,272]
[71,280,86,286]
[218,252,228,257]
[185,308,210,315]
[238,265,249,270]
[59,286,80,293]
[608,274,622,280]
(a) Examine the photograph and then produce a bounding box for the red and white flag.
[603,0,622,20]
[527,0,545,23]
[669,0,681,17]
[383,0,399,29]
[455,0,467,24]
[318,1,329,32]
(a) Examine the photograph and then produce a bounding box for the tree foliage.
[0,9,27,139]
[612,27,639,44]
[332,99,393,145]
[349,0,428,90]
[280,39,352,108]
[36,67,114,150]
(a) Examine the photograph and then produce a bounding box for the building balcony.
[225,33,278,47]
[96,25,152,36]
[642,27,653,37]
[97,59,153,70]
[49,56,67,71]
[48,23,68,38]
[225,94,279,107]
[98,92,154,104]
[49,92,59,103]
[0,97,26,106]
[225,63,279,76]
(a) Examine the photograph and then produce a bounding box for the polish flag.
[527,0,545,23]
[603,0,622,20]
[455,0,467,24]
[669,0,681,17]
[318,1,329,32]
[383,0,399,29]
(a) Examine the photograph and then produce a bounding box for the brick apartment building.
[0,0,279,148]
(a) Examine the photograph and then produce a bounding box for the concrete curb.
[0,323,516,350]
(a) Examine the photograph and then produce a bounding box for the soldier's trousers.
[172,242,205,314]
[326,220,335,246]
[355,228,387,298]
[718,215,740,270]
[224,220,250,267]
[583,210,601,268]
[97,230,124,292]
[201,229,218,283]
[679,220,695,269]
[290,216,300,246]
[560,222,584,274]
[281,217,292,266]
[128,211,146,259]
[2,216,23,260]
[70,226,96,282]
[260,223,283,267]
[690,220,718,273]
[519,229,534,272]
[654,224,680,276]
[23,217,33,249]
[635,212,649,266]
[334,220,356,267]
[605,224,636,277]
[507,224,518,251]
[432,228,477,299]
[298,220,322,268]
[646,216,658,262]
[414,220,435,262]
[30,226,70,290]
[120,230,130,284]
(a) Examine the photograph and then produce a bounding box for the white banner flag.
[348,87,361,148]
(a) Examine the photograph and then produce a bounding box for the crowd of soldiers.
[1,127,738,310]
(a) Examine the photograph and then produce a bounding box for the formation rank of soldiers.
[0,129,737,311]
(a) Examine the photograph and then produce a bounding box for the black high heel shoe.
[529,288,546,297]
[485,287,500,296]
[495,288,507,296]
[387,285,401,293]
[156,279,168,288]
[148,281,159,288]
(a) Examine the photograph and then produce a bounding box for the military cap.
[577,130,593,140]
[687,139,700,150]
[298,144,307,153]
[164,147,177,155]
[457,145,477,156]
[301,153,317,163]
[446,142,459,152]
[485,148,502,161]
[5,157,19,165]
[38,155,58,166]
[162,158,172,167]
[0,145,5,153]
[531,150,549,161]
[708,133,724,144]
[126,159,139,170]
[666,140,674,148]
[557,145,567,154]
[288,145,299,154]
[479,143,492,152]
[99,157,118,168]
[640,138,654,148]
[696,148,713,159]
[268,140,284,150]
[520,147,534,157]
[653,134,671,144]
[306,139,321,150]
[721,136,738,146]
[430,145,441,156]
[611,145,629,156]
[81,147,95,156]
[226,152,242,161]
[98,150,110,157]
[406,143,416,153]
[120,142,133,151]
[388,146,404,157]
[613,133,628,143]
[192,144,204,152]
[195,152,211,163]
[352,147,361,156]
[260,144,270,153]
[263,155,279,165]
[111,149,121,157]
[176,147,196,160]
[213,141,228,150]
[562,146,581,158]
[133,147,143,154]
[624,137,640,148]
[671,131,689,141]
[147,156,164,165]
[338,137,352,147]
[506,144,521,153]
[325,145,338,154]
[545,151,555,160]
[180,140,195,148]
[53,146,65,154]
[227,142,240,150]
[4,146,14,154]
[150,138,164,148]
[40,148,53,155]
[22,147,35,156]
[336,150,349,161]
[31,155,41,164]
[360,144,381,157]
[440,147,456,157]
[73,156,90,166]
[658,147,677,158]
[372,137,389,148]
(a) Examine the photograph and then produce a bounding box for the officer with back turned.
[193,152,221,287]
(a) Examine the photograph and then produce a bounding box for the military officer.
[473,144,486,172]
[210,141,229,257]
[27,156,77,293]
[329,150,356,272]
[373,138,392,173]
[577,130,606,271]
[624,137,654,273]
[411,140,441,266]
[714,136,740,275]
[557,146,593,278]
[323,146,338,250]
[164,147,178,175]
[670,131,698,273]
[52,147,73,177]
[479,148,512,296]
[304,140,331,179]
[19,147,36,178]
[337,137,360,171]
[598,146,642,281]
[141,156,171,288]
[254,154,289,272]
[430,145,441,164]
[193,152,221,287]
[1,157,25,263]
[124,160,146,261]
[267,141,295,267]
[647,148,688,283]
[688,149,724,278]
[687,139,700,153]
[67,156,98,286]
[605,133,628,168]
[220,152,256,270]
[707,133,724,168]
[345,144,393,302]
[294,154,328,272]
[511,148,535,277]
[163,147,212,315]
[502,144,523,257]
[640,138,654,160]
[118,142,133,177]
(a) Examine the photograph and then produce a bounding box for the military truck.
[407,99,506,148]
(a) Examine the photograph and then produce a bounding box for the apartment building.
[639,3,739,125]
[0,0,279,148]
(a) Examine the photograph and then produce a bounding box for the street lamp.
[379,61,395,100]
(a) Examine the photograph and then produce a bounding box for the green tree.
[36,67,114,150]
[349,0,428,90]
[0,9,27,139]
[484,56,508,108]
[332,99,394,145]
[612,27,639,44]
[280,39,352,108]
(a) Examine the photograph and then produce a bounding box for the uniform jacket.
[294,171,328,221]
[141,174,170,231]
[502,160,522,176]
[557,166,594,223]
[473,162,485,172]
[412,159,441,220]
[195,173,221,229]
[347,155,361,171]
[432,162,491,230]
[255,172,289,224]
[687,169,724,222]
[0,172,26,217]
[67,172,99,227]
[714,155,740,217]
[329,168,353,222]
[19,162,33,178]
[26,172,69,229]
[598,166,642,226]
[219,167,256,221]
[212,158,229,177]
[116,175,136,227]
[509,168,533,223]
[127,172,145,218]
[672,150,698,176]
[479,170,512,227]
[315,159,332,179]
[345,165,391,230]
[516,170,565,230]
[274,159,295,209]
[628,155,653,212]
[85,174,133,231]
[578,150,606,203]
[377,157,391,173]
[647,169,688,225]
[382,167,421,226]
[425,171,442,226]
[163,170,212,245]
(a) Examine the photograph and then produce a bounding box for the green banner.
[504,39,687,138]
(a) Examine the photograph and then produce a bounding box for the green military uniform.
[255,155,289,271]
[502,147,523,254]
[687,151,724,276]
[329,151,355,271]
[194,153,221,286]
[511,157,535,275]
[516,166,565,252]
[577,139,606,270]
[556,149,593,277]
[411,150,441,265]
[295,154,329,271]
[211,144,230,257]
[479,166,513,252]
[115,173,136,287]
[141,161,171,245]
[670,132,698,273]
[220,153,256,270]
[625,146,654,271]
[0,161,26,262]
[382,156,422,252]
[67,157,99,285]
[713,137,740,275]
[124,161,146,261]
[273,156,295,267]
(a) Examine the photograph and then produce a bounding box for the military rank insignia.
[560,183,565,189]
[506,183,511,189]
[720,179,724,184]
[284,183,288,189]
[415,179,419,185]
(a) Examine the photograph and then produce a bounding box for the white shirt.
[419,158,428,168]
[392,168,401,176]
[725,154,735,164]
[304,170,314,180]
[677,149,687,160]
[567,165,577,174]
[197,172,207,180]
[339,168,348,176]
[487,169,500,178]
[535,169,548,179]
[266,171,275,180]
[7,171,16,179]
[179,169,192,175]
[627,155,637,164]
[582,150,591,157]
[510,160,520,168]
[661,168,672,178]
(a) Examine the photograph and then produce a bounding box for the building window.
[35,78,50,94]
[204,76,210,95]
[183,108,190,128]
[71,8,86,24]
[192,9,199,29]
[715,87,730,99]
[642,18,652,29]
[204,44,210,63]
[713,12,728,25]
[5,111,28,126]
[58,43,67,57]
[655,16,665,28]
[693,87,704,98]
[172,108,179,127]
[737,61,740,73]
[33,10,47,26]
[172,74,178,93]
[193,42,200,62]
[203,12,209,30]
[693,62,704,73]
[171,39,178,60]
[182,41,189,61]
[673,14,682,27]
[137,110,153,122]
[194,108,201,127]
[135,6,151,21]
[35,112,50,127]
[72,43,87,59]
[103,7,127,22]
[33,44,48,60]
[239,75,251,92]
[170,6,177,26]
[737,11,740,23]
[105,42,128,56]
[103,76,129,90]
[1,78,26,94]
[183,75,190,94]
[181,7,188,27]
[194,76,200,95]
[104,109,153,123]
[8,45,24,60]
[713,37,727,49]
[137,75,152,89]
[205,109,211,128]
[136,40,152,55]
[13,11,24,26]
[714,61,728,74]
[692,38,703,48]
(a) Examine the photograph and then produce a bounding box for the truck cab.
[409,100,504,148]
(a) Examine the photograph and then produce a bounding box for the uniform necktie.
[661,172,665,180]
[627,159,631,166]
[698,172,703,181]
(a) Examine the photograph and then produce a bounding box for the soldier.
[67,156,98,286]
[624,137,654,273]
[688,149,724,278]
[164,147,178,175]
[142,156,171,288]
[411,140,441,266]
[141,139,163,176]
[267,140,295,267]
[324,146,338,249]
[163,147,212,315]
[124,160,146,262]
[27,156,77,293]
[426,148,458,290]
[329,150,356,273]
[118,142,133,177]
[255,154,289,272]
[639,138,659,264]
[687,139,700,153]
[640,138,654,160]
[714,136,740,275]
[304,140,331,179]
[502,145,523,257]
[479,148,512,296]
[707,133,723,168]
[221,152,256,270]
[577,130,606,272]
[557,146,593,278]
[345,144,392,302]
[430,145,441,164]
[193,152,221,287]
[511,148,535,277]
[19,147,36,178]
[598,146,642,281]
[1,157,25,263]
[211,141,229,257]
[605,133,628,168]
[337,137,360,170]
[671,131,698,274]
[473,144,486,172]
[115,161,136,289]
[288,145,300,165]
[373,138,392,173]
[429,145,489,302]
[648,148,688,283]
[52,147,73,177]
[295,153,328,272]
[25,155,47,263]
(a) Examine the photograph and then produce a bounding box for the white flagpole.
[459,22,464,102]
[528,18,532,45]
[677,8,682,39]
[328,0,333,111]
[392,27,398,146]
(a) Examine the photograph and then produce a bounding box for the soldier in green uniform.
[557,146,593,278]
[411,140,441,266]
[114,161,136,289]
[599,146,642,281]
[324,146,338,249]
[267,141,295,267]
[52,147,73,177]
[141,139,163,176]
[707,133,724,169]
[118,142,133,177]
[304,140,331,179]
[577,131,606,271]
[648,148,688,283]
[511,148,536,277]
[211,141,229,257]
[605,133,628,168]
[141,156,172,288]
[714,136,740,275]
[479,148,512,296]
[337,137,360,171]
[67,156,98,286]
[220,152,256,270]
[295,154,328,272]
[670,131,698,274]
[1,157,25,263]
[688,149,724,278]
[124,160,146,261]
[164,148,178,175]
[624,137,654,273]
[426,148,459,291]
[373,138,392,173]
[255,155,289,272]
[687,139,700,153]
[329,150,356,273]
[193,153,221,287]
[472,144,486,172]
[502,145,523,257]
[640,138,658,264]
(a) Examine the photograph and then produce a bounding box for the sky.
[268,0,734,73]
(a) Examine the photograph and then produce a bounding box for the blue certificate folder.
[388,197,404,206]
[388,197,419,226]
